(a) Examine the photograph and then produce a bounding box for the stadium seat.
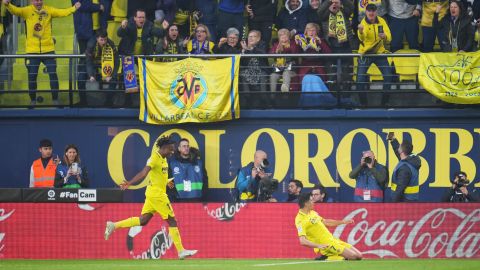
[392,49,420,82]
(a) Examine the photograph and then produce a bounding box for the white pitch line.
[254,260,342,267]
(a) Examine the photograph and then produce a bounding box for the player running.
[104,135,197,259]
[295,192,362,260]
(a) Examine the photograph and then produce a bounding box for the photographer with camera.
[349,150,388,202]
[235,150,277,202]
[442,171,480,202]
[387,132,421,202]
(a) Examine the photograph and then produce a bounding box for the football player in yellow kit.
[295,192,362,260]
[104,135,197,259]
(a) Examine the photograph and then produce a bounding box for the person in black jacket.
[214,27,242,54]
[127,0,157,22]
[434,1,474,52]
[118,9,167,56]
[85,30,120,106]
[387,132,421,202]
[72,0,107,105]
[246,0,277,46]
[442,171,480,202]
[240,30,268,92]
[276,0,309,36]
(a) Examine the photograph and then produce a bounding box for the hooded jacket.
[276,0,309,34]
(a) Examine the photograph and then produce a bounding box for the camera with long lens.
[450,173,470,202]
[257,175,279,202]
[456,174,470,188]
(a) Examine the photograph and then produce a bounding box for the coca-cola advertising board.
[0,203,478,259]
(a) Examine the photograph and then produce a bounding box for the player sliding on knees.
[104,135,197,259]
[295,192,362,261]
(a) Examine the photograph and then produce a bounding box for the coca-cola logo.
[127,226,173,259]
[333,208,480,258]
[203,202,247,221]
[0,208,15,256]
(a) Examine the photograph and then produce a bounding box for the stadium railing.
[0,53,470,109]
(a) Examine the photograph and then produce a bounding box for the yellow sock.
[169,227,184,252]
[114,217,140,229]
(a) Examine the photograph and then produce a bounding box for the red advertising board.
[0,203,478,259]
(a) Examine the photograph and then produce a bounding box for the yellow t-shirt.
[133,28,143,55]
[92,0,100,30]
[145,149,169,200]
[295,210,335,253]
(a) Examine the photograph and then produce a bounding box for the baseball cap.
[366,3,377,11]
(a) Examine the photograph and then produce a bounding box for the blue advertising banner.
[1,109,480,202]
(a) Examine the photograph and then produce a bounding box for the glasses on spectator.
[228,36,238,40]
[196,29,206,33]
[312,192,321,196]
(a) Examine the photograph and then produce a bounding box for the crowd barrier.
[0,53,451,109]
[0,202,478,259]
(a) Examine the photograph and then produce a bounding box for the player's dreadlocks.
[156,135,176,148]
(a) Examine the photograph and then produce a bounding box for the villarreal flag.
[138,56,240,124]
[419,52,480,104]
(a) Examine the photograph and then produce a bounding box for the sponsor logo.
[127,226,173,259]
[333,208,480,258]
[169,64,208,109]
[47,190,55,201]
[203,202,247,221]
[78,190,97,202]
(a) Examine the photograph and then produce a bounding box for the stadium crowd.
[1,0,480,106]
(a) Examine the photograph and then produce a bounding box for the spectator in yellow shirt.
[3,0,81,106]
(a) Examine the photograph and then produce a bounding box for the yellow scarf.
[295,34,319,51]
[101,42,115,79]
[328,11,348,43]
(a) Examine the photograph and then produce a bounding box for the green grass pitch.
[1,259,479,270]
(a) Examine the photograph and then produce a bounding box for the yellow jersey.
[133,28,143,55]
[145,149,169,200]
[5,3,76,53]
[295,210,335,253]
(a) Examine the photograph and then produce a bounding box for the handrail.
[0,53,422,59]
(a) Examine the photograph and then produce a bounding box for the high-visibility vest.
[391,160,419,201]
[32,158,56,187]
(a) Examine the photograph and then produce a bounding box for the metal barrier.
[0,53,467,109]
